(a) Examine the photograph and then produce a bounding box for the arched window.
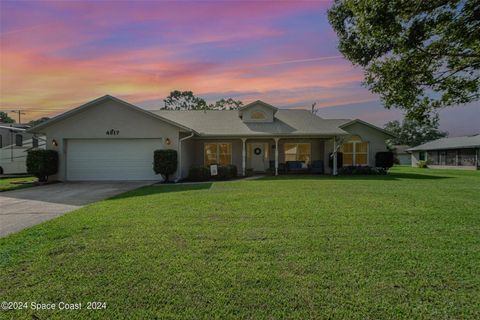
[341,136,368,166]
[251,111,266,120]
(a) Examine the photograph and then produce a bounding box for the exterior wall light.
[52,139,58,147]
[165,138,171,145]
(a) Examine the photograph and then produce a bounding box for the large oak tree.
[384,115,448,147]
[328,0,480,122]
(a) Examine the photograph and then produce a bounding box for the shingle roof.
[28,95,194,133]
[408,135,480,151]
[152,109,350,136]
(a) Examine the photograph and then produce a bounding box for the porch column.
[241,138,247,176]
[333,136,338,176]
[274,138,279,176]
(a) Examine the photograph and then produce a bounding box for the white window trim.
[203,142,233,166]
[343,140,369,166]
[284,142,312,163]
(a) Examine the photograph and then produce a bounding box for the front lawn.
[0,176,37,192]
[1,167,479,319]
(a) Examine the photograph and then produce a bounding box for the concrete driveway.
[0,181,152,237]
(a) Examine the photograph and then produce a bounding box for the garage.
[66,139,163,181]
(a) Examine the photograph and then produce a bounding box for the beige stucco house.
[29,95,394,181]
[408,135,480,170]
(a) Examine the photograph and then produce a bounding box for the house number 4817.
[106,129,120,135]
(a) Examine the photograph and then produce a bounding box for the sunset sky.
[0,1,478,135]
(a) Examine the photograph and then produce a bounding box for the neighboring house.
[28,95,394,181]
[408,135,480,170]
[392,145,412,165]
[0,123,46,174]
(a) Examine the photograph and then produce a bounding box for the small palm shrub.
[417,160,428,168]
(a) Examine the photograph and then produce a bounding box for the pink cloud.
[1,0,377,121]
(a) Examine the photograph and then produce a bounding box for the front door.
[250,143,266,172]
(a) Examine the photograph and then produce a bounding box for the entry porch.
[179,136,345,177]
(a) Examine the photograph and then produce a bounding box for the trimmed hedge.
[188,166,210,181]
[26,149,58,182]
[188,164,238,181]
[153,149,177,182]
[375,151,394,169]
[214,165,238,181]
[338,166,387,175]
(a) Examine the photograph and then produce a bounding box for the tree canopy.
[28,117,50,127]
[328,0,480,122]
[0,111,15,123]
[384,115,448,147]
[163,90,208,110]
[211,98,243,110]
[163,91,243,111]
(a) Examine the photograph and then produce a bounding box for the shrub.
[328,152,343,169]
[375,151,395,169]
[226,164,238,178]
[188,166,210,181]
[214,165,238,180]
[245,168,254,177]
[338,166,387,175]
[417,160,428,168]
[26,149,58,182]
[153,149,177,182]
[266,168,275,176]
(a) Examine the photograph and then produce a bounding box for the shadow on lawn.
[259,172,451,181]
[109,182,213,200]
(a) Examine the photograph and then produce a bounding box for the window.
[0,135,2,148]
[445,150,456,165]
[284,143,311,163]
[15,134,23,147]
[32,137,39,148]
[251,111,266,120]
[458,149,476,166]
[428,151,438,165]
[419,151,426,161]
[341,137,368,166]
[438,151,447,165]
[204,143,232,166]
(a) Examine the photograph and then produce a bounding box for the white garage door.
[67,139,163,181]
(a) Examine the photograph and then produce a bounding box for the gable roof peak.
[28,94,195,133]
[239,100,278,111]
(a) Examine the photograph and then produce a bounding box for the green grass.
[0,176,37,192]
[1,167,479,319]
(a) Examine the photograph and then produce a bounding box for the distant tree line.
[162,90,243,110]
[0,111,50,126]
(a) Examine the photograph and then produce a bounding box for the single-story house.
[29,95,394,181]
[408,135,480,170]
[392,145,412,165]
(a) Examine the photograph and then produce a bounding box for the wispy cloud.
[1,0,376,121]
